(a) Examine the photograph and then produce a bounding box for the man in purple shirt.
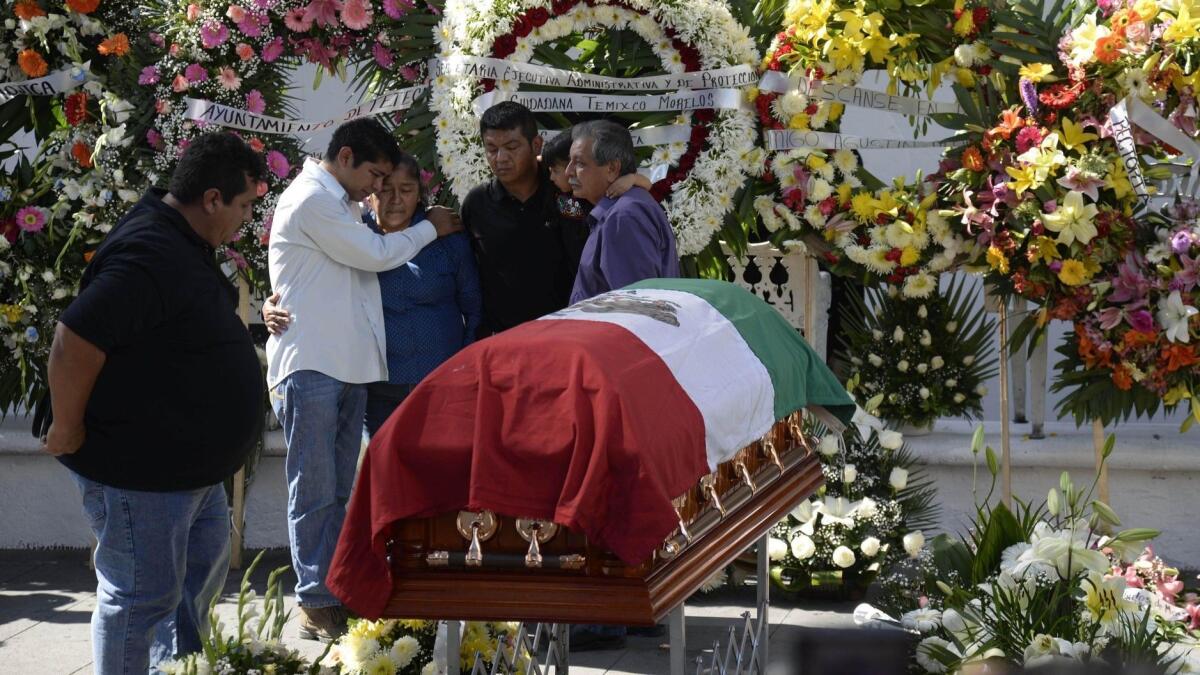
[566,120,680,304]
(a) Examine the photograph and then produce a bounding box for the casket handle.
[515,519,559,568]
[457,510,498,567]
[735,461,757,494]
[701,476,726,517]
[762,437,785,472]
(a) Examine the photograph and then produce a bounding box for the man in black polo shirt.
[462,102,575,335]
[42,132,267,673]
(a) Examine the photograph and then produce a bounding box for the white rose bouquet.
[766,423,936,600]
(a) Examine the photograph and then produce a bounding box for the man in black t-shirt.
[43,133,267,673]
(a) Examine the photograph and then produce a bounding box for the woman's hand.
[606,172,653,199]
[262,292,291,335]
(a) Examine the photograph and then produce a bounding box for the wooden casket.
[327,279,856,625]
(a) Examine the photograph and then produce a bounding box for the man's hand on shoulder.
[42,421,85,456]
[426,205,463,238]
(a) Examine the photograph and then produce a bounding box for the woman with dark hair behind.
[264,152,482,435]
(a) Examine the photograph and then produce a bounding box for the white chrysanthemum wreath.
[430,0,763,256]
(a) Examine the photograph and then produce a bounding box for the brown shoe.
[298,605,349,642]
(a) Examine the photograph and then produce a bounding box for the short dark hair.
[541,128,573,167]
[479,101,538,142]
[324,117,402,166]
[573,120,637,176]
[168,132,267,204]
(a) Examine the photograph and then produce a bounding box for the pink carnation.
[235,42,255,60]
[15,206,46,234]
[226,4,247,22]
[340,0,372,30]
[138,65,160,85]
[239,12,267,37]
[146,128,163,150]
[171,74,190,93]
[1015,126,1045,154]
[398,64,419,81]
[200,20,229,49]
[184,63,208,82]
[186,3,201,21]
[245,89,266,114]
[261,37,284,62]
[266,150,290,179]
[217,66,242,91]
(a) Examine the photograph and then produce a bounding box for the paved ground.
[0,549,862,674]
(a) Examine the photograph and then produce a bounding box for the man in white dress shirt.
[265,118,460,641]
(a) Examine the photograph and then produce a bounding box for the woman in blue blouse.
[264,152,481,434]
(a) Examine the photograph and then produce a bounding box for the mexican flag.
[328,279,854,618]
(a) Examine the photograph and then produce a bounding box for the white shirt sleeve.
[296,194,437,272]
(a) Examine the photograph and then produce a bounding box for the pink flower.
[1187,603,1200,632]
[217,66,242,90]
[1158,578,1184,603]
[245,89,266,113]
[1124,19,1149,44]
[339,0,372,29]
[266,150,290,179]
[239,12,267,37]
[372,41,393,68]
[186,3,201,21]
[149,32,165,47]
[200,20,230,49]
[171,74,190,93]
[235,42,255,60]
[184,63,208,82]
[169,43,181,57]
[382,0,413,19]
[303,0,343,27]
[15,206,46,233]
[260,37,284,62]
[284,8,313,31]
[146,128,163,150]
[138,65,160,85]
[225,248,249,268]
[155,98,172,114]
[226,4,247,22]
[398,64,419,81]
[1015,126,1045,154]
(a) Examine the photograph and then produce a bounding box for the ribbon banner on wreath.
[431,0,763,257]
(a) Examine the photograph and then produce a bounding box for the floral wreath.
[429,0,763,257]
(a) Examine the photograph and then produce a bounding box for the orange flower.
[98,33,130,57]
[1161,344,1200,373]
[992,106,1024,140]
[1109,9,1139,36]
[1121,329,1156,351]
[65,0,101,13]
[18,49,48,78]
[83,250,96,263]
[14,1,46,20]
[1094,34,1126,64]
[71,140,93,168]
[1112,364,1134,391]
[962,145,985,172]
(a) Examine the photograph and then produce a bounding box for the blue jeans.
[72,472,230,675]
[272,370,367,608]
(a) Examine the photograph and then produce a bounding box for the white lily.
[1157,290,1197,343]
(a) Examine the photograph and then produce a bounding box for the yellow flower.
[850,192,876,222]
[828,102,845,121]
[1105,163,1133,200]
[955,67,976,87]
[1019,63,1055,83]
[953,12,976,36]
[900,246,920,266]
[1032,236,1062,264]
[1059,118,1098,151]
[1164,383,1191,406]
[807,155,828,170]
[1057,259,1089,286]
[1006,164,1039,195]
[987,245,1010,274]
[744,86,760,102]
[1165,0,1200,41]
[0,304,23,324]
[1042,191,1100,246]
[837,182,854,204]
[1069,15,1111,65]
[1133,0,1158,21]
[789,113,811,129]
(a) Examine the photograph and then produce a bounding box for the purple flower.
[245,89,266,114]
[1109,254,1151,303]
[260,37,284,63]
[149,32,165,47]
[382,0,415,19]
[184,63,208,82]
[1171,230,1193,255]
[225,247,248,269]
[266,150,290,179]
[372,41,394,68]
[146,128,163,150]
[200,20,230,49]
[1174,253,1200,291]
[1019,78,1039,115]
[399,64,419,81]
[15,206,46,233]
[138,65,160,85]
[238,12,267,37]
[1049,260,1064,273]
[1128,309,1155,333]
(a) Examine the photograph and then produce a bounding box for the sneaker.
[298,605,349,642]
